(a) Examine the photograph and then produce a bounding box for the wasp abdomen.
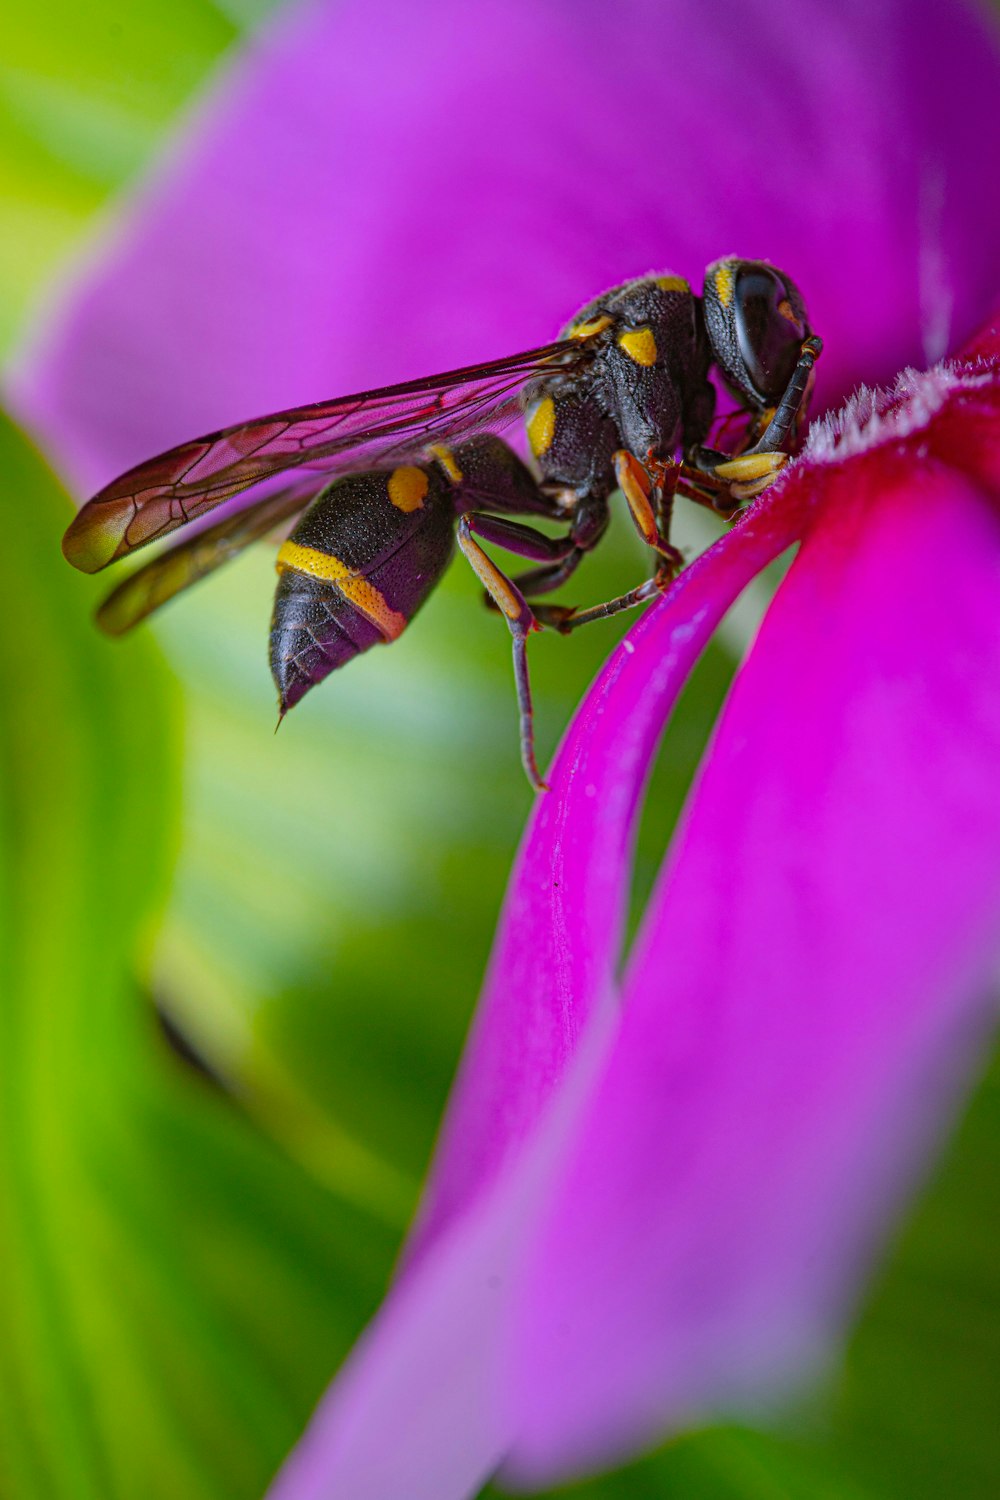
[270,466,454,712]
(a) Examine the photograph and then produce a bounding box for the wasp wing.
[64,338,590,573]
[95,477,319,635]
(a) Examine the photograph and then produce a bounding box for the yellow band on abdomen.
[276,541,407,641]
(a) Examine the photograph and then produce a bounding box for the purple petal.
[267,497,808,1500]
[10,0,1000,492]
[270,345,1000,1494]
[499,456,1000,1482]
[268,1003,631,1500]
[407,488,809,1267]
[929,311,1000,491]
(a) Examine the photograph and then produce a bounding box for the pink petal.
[407,486,809,1267]
[10,0,1000,493]
[267,495,808,1500]
[500,455,1000,1482]
[267,1020,610,1500]
[928,317,1000,493]
[272,321,1000,1497]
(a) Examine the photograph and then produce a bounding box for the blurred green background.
[1,5,998,1498]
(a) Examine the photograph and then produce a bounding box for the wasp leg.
[528,456,685,633]
[615,451,684,571]
[668,462,773,516]
[471,514,591,625]
[460,512,577,564]
[491,550,589,634]
[457,512,553,791]
[500,547,588,599]
[532,567,676,635]
[686,334,824,500]
[748,335,823,453]
[483,550,588,632]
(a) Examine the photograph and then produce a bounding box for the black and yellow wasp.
[63,257,821,787]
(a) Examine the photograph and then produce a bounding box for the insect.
[64,257,821,788]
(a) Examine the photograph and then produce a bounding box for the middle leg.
[530,450,682,633]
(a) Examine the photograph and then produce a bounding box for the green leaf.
[149,505,744,1193]
[829,1047,1000,1498]
[0,408,398,1500]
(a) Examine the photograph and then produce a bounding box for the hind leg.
[457,511,578,790]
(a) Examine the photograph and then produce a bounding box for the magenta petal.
[928,319,1000,494]
[10,0,1000,492]
[266,1179,515,1500]
[407,488,809,1267]
[501,459,1000,1482]
[265,496,808,1500]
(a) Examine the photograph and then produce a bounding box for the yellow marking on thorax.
[276,541,407,640]
[526,395,556,457]
[655,274,690,294]
[387,465,429,511]
[568,315,612,340]
[714,263,735,308]
[428,444,464,484]
[618,327,658,366]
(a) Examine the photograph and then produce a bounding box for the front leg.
[748,334,823,453]
[687,334,824,502]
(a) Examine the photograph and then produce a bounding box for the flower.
[8,1,1000,1497]
[265,321,1000,1500]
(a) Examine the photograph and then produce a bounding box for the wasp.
[64,258,821,788]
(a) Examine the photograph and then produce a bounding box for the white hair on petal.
[804,360,994,465]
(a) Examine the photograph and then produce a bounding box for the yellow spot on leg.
[387,465,429,512]
[526,396,556,458]
[276,541,407,640]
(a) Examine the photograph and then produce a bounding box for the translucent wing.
[95,477,318,635]
[64,338,591,573]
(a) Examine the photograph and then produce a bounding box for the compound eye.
[734,266,807,400]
